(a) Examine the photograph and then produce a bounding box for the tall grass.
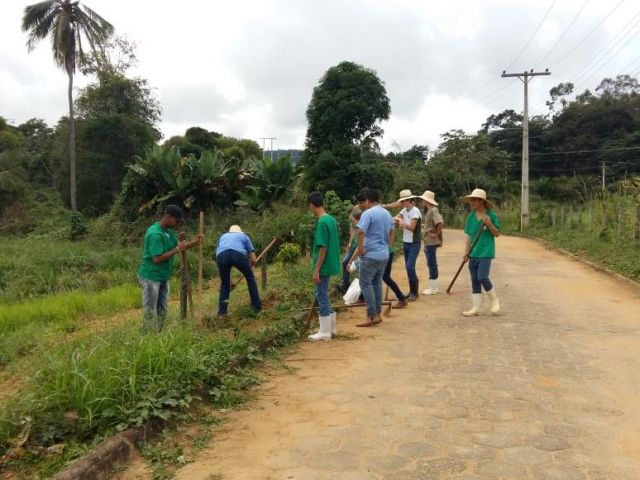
[0,284,140,366]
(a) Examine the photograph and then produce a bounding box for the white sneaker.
[486,289,500,314]
[422,279,439,295]
[462,294,483,316]
[308,315,332,341]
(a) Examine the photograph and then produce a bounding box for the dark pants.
[403,242,420,284]
[383,251,405,301]
[216,250,262,315]
[341,244,357,288]
[424,245,439,279]
[469,257,493,294]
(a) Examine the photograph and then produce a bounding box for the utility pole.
[502,69,551,231]
[260,137,277,161]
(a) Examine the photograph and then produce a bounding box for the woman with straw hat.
[418,190,444,295]
[394,189,422,301]
[461,188,501,316]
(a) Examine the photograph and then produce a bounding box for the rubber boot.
[308,315,332,341]
[331,312,337,337]
[486,289,500,314]
[422,279,440,295]
[462,294,483,316]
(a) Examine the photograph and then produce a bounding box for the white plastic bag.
[343,278,361,305]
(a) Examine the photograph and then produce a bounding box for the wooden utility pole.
[501,69,551,231]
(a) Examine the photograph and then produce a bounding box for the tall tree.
[22,0,114,212]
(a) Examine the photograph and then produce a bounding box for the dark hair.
[355,188,368,202]
[308,191,324,207]
[365,189,380,202]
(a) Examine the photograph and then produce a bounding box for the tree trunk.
[67,69,77,212]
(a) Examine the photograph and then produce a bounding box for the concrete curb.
[51,329,291,479]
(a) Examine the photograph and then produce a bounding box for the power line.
[526,145,640,156]
[504,0,558,71]
[535,0,590,69]
[551,0,626,68]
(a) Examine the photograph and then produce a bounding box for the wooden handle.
[230,237,277,289]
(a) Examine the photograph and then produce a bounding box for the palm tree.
[22,0,114,212]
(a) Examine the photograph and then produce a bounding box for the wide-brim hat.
[418,190,438,206]
[229,225,242,233]
[463,188,495,209]
[396,189,415,203]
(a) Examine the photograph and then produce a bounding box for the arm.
[313,247,327,284]
[347,229,365,269]
[399,218,418,231]
[346,221,355,252]
[388,225,396,248]
[249,251,258,267]
[463,236,471,261]
[152,234,203,264]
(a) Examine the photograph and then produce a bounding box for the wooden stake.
[198,211,204,296]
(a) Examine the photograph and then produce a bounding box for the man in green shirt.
[138,205,201,331]
[308,192,341,341]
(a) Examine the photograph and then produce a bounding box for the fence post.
[560,207,565,229]
[568,205,573,229]
[551,208,556,229]
[588,205,593,231]
[634,204,639,242]
[617,205,623,237]
[602,201,607,232]
[261,234,268,290]
[577,206,582,227]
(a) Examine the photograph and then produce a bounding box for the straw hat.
[396,189,415,203]
[229,225,243,233]
[463,188,494,209]
[418,190,438,206]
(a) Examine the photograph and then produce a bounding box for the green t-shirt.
[464,210,501,259]
[138,221,178,282]
[312,214,341,276]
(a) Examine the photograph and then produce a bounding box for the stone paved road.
[125,230,640,479]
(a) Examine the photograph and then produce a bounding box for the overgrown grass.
[0,284,141,367]
[0,260,313,478]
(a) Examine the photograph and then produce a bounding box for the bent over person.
[462,189,501,316]
[138,205,201,332]
[216,225,262,316]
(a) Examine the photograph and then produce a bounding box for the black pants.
[382,251,405,301]
[216,250,262,315]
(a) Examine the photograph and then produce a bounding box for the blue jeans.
[359,256,387,318]
[138,276,169,332]
[424,245,439,279]
[216,250,262,315]
[315,275,334,317]
[403,242,420,284]
[468,258,493,294]
[341,244,357,288]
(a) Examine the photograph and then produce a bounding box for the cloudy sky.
[2,0,639,152]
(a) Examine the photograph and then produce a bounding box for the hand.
[313,270,320,285]
[250,259,257,268]
[177,241,187,252]
[429,232,437,238]
[463,254,469,262]
[480,214,491,226]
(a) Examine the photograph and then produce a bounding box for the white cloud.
[2,0,639,150]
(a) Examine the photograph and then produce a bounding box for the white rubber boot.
[331,312,337,337]
[462,294,483,317]
[486,289,500,314]
[308,315,332,341]
[422,279,439,295]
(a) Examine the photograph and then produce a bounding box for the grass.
[0,283,141,367]
[0,260,313,478]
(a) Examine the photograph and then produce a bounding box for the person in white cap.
[394,189,422,301]
[461,188,501,316]
[215,225,262,316]
[419,191,444,295]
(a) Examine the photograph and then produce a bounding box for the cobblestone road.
[129,230,640,479]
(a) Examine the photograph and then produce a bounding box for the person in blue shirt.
[215,225,262,316]
[348,188,394,327]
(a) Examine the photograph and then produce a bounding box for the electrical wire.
[551,0,626,68]
[535,0,590,69]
